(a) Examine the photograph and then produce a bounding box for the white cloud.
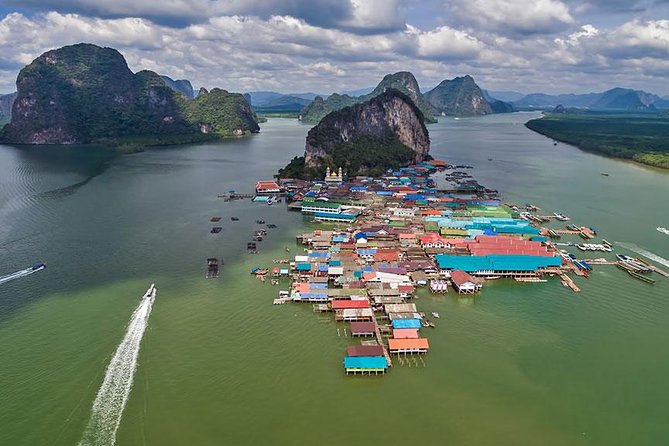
[0,8,668,96]
[411,26,483,59]
[450,0,574,35]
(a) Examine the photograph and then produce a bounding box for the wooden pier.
[374,321,393,368]
[558,272,581,292]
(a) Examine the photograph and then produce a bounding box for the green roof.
[302,201,342,209]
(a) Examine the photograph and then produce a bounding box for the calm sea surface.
[0,114,667,445]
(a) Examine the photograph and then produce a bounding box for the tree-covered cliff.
[280,89,430,178]
[1,43,259,145]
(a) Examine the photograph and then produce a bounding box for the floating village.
[211,162,666,376]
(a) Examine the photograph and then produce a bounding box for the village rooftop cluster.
[250,160,663,375]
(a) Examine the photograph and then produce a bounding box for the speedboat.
[616,254,632,262]
[431,312,440,318]
[32,262,46,271]
[657,227,669,235]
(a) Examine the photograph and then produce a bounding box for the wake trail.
[0,267,41,285]
[79,284,157,446]
[617,242,669,269]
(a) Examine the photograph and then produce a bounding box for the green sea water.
[1,114,668,445]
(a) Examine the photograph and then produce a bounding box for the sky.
[0,0,668,96]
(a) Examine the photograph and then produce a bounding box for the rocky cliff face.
[1,43,259,145]
[0,92,16,121]
[282,89,430,178]
[367,71,436,123]
[300,71,436,123]
[425,75,512,116]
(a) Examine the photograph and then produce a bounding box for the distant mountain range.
[245,91,320,113]
[513,88,669,111]
[299,71,438,123]
[299,72,514,123]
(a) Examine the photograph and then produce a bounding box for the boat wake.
[617,242,669,269]
[79,284,157,446]
[0,265,44,286]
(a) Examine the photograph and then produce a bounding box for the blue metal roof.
[300,292,328,300]
[296,262,311,271]
[309,283,329,289]
[313,212,356,220]
[344,356,388,369]
[435,255,561,272]
[392,319,422,329]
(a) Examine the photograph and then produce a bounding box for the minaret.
[326,166,331,178]
[338,167,343,179]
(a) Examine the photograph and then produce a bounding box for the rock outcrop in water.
[425,75,513,116]
[1,43,259,145]
[279,89,430,178]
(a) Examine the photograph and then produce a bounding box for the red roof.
[374,250,400,262]
[331,300,370,310]
[398,284,414,292]
[388,338,430,351]
[256,180,280,190]
[347,345,384,357]
[450,269,476,286]
[350,321,376,333]
[393,328,419,339]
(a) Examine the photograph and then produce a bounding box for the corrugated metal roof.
[346,345,385,357]
[350,321,376,333]
[393,328,419,339]
[388,338,430,350]
[344,356,387,369]
[331,300,370,310]
[392,319,422,329]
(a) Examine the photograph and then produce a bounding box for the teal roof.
[392,319,422,329]
[344,356,388,369]
[435,255,561,272]
[296,262,312,271]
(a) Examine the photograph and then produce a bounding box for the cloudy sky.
[0,0,668,96]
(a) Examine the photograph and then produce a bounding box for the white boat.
[657,227,669,235]
[431,312,440,318]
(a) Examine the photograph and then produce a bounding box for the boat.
[431,312,440,318]
[553,212,570,221]
[600,172,609,176]
[210,216,221,222]
[256,220,265,224]
[231,217,239,221]
[210,227,222,234]
[616,254,633,262]
[602,239,613,247]
[657,227,669,235]
[627,270,655,284]
[32,262,46,271]
[206,258,219,279]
